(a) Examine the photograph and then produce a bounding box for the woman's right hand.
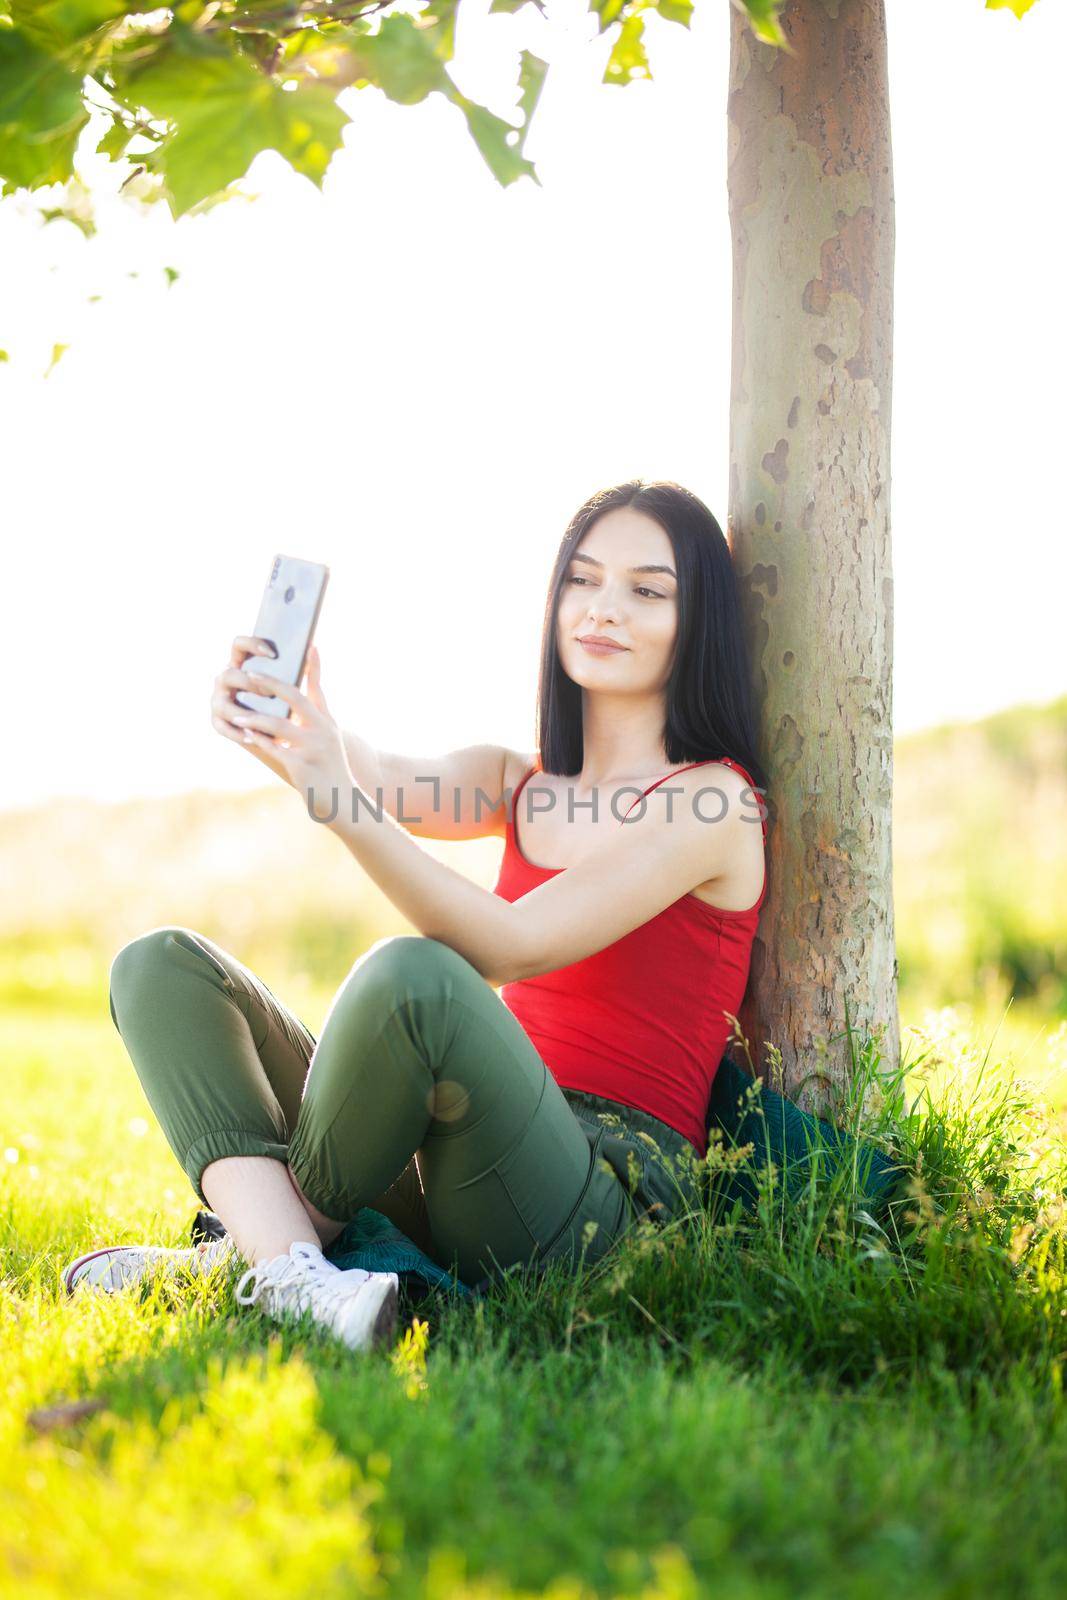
[211,635,291,782]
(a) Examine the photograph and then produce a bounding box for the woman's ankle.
[201,1154,333,1263]
[286,1166,347,1250]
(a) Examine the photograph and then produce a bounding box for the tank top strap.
[619,756,767,841]
[509,761,541,824]
[517,759,767,847]
[619,761,713,820]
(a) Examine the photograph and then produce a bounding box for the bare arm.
[325,765,749,987]
[219,650,756,991]
[342,735,533,841]
[222,655,535,984]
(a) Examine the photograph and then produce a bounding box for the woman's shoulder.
[668,757,760,806]
[685,759,767,834]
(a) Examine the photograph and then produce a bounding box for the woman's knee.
[321,936,485,1068]
[344,934,472,1007]
[110,924,194,986]
[108,925,213,1023]
[300,937,463,1113]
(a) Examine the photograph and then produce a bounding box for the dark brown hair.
[534,479,767,797]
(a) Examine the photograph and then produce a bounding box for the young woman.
[62,480,769,1353]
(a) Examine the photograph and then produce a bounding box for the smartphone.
[234,555,330,721]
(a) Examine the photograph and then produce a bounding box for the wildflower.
[595,1110,626,1133]
[723,1011,756,1073]
[1009,1223,1035,1266]
[763,1040,785,1091]
[391,1318,430,1402]
[862,1082,887,1122]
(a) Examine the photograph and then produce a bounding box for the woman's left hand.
[229,646,352,823]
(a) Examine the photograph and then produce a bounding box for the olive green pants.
[108,928,702,1288]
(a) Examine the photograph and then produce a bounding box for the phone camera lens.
[284,586,295,603]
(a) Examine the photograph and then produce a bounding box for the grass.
[4,989,1066,1598]
[4,696,1066,1593]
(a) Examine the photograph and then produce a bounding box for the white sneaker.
[235,1240,399,1353]
[62,1235,239,1296]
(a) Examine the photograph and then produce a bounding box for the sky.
[1,0,1064,812]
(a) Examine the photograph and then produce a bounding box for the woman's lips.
[578,639,627,656]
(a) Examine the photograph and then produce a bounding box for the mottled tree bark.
[727,0,897,1111]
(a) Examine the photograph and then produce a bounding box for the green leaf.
[0,28,85,134]
[450,91,538,187]
[440,43,544,188]
[517,47,547,132]
[592,0,694,46]
[603,14,651,87]
[10,0,131,49]
[738,0,788,47]
[342,13,454,105]
[0,31,87,191]
[45,340,68,375]
[655,0,693,24]
[419,0,459,62]
[40,195,96,234]
[96,113,134,160]
[589,0,627,33]
[985,0,1039,16]
[124,34,349,215]
[0,115,86,191]
[275,21,374,85]
[488,0,547,14]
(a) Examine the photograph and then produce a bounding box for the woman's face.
[555,507,679,695]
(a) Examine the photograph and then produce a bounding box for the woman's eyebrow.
[570,553,676,579]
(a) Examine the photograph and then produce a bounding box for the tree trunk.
[726,0,897,1113]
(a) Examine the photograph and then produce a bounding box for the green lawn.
[5,700,1065,1593]
[4,992,1066,1599]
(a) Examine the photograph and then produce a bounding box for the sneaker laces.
[235,1241,358,1310]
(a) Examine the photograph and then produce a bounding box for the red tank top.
[492,758,768,1156]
